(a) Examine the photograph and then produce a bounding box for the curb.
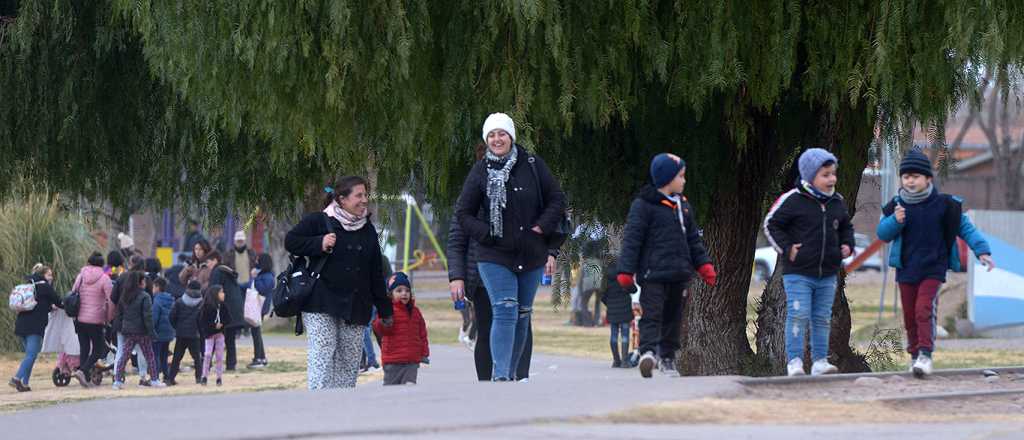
[875,389,1024,402]
[737,366,1024,386]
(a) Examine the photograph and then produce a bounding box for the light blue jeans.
[16,335,43,385]
[783,274,837,362]
[477,262,544,380]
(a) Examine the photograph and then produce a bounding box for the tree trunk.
[753,259,787,375]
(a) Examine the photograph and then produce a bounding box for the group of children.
[611,147,995,378]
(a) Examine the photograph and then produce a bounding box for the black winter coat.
[447,214,483,293]
[198,302,232,337]
[115,289,153,336]
[455,145,566,273]
[601,266,633,324]
[763,185,855,278]
[13,275,62,337]
[284,213,393,325]
[169,288,203,339]
[209,265,244,329]
[618,186,711,284]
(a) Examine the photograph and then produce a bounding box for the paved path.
[1,336,1020,439]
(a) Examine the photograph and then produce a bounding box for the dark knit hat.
[650,153,686,188]
[900,148,933,178]
[388,272,411,292]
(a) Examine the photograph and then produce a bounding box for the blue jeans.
[783,274,838,362]
[363,307,378,367]
[477,262,544,380]
[16,335,43,385]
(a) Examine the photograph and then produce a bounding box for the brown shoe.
[73,370,91,388]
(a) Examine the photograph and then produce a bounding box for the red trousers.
[898,279,943,356]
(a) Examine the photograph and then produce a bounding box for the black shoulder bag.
[272,214,334,325]
[527,155,572,249]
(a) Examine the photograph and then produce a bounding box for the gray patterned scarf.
[899,182,934,205]
[485,146,518,238]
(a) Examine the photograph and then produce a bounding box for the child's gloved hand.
[617,273,636,292]
[697,264,717,287]
[421,356,430,365]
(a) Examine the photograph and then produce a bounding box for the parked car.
[753,233,881,282]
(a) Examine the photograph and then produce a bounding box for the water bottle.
[454,298,466,310]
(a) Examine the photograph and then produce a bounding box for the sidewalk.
[0,338,742,439]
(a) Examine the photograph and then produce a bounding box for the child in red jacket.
[372,272,429,385]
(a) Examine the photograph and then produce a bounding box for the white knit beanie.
[117,232,134,249]
[481,113,516,143]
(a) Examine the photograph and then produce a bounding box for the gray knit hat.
[798,148,838,183]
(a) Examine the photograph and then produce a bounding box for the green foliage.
[0,181,97,352]
[862,327,905,373]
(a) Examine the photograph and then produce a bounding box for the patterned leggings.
[116,335,157,383]
[303,313,365,390]
[203,333,226,380]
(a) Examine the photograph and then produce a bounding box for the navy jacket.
[618,186,711,284]
[151,291,176,342]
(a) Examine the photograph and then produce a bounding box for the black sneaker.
[9,377,30,392]
[611,360,622,368]
[200,377,208,386]
[216,378,223,387]
[138,378,151,387]
[165,379,178,387]
[73,370,91,388]
[246,360,266,369]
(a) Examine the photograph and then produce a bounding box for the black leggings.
[225,327,238,370]
[74,322,107,380]
[471,285,532,381]
[168,337,202,383]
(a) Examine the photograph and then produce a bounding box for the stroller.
[42,311,113,387]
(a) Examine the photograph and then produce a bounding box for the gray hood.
[182,289,203,307]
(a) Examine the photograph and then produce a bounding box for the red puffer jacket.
[372,298,429,365]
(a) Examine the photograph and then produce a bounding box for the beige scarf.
[324,201,367,232]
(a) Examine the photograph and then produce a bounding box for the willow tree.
[5,0,1024,374]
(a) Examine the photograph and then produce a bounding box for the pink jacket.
[74,265,113,325]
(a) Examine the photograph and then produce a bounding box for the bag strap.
[311,213,334,276]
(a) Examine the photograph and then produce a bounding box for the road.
[0,336,1019,439]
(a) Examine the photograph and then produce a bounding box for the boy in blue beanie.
[877,148,995,378]
[617,153,716,378]
[764,148,855,377]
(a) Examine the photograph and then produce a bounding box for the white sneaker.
[913,354,933,377]
[659,358,680,377]
[787,358,805,377]
[810,359,838,376]
[638,352,657,379]
[909,358,916,373]
[149,380,167,388]
[112,381,123,390]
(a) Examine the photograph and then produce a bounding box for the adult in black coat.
[454,113,566,381]
[285,176,394,390]
[205,251,244,371]
[10,265,62,391]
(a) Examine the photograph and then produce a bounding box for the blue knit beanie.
[798,148,838,183]
[389,272,411,292]
[899,148,933,178]
[650,153,686,188]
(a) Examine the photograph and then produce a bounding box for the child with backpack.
[601,258,634,368]
[199,284,232,386]
[764,148,854,377]
[617,153,716,378]
[167,280,204,386]
[372,273,429,385]
[151,277,175,383]
[112,271,165,389]
[877,148,995,377]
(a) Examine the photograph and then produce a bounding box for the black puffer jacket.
[447,213,483,292]
[455,145,566,273]
[209,265,244,329]
[763,184,855,278]
[169,288,204,339]
[285,212,393,325]
[618,186,711,284]
[601,263,633,324]
[199,301,232,337]
[115,289,153,336]
[14,275,62,337]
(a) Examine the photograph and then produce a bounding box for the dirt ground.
[0,344,381,412]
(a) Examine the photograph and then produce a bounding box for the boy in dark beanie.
[617,153,716,379]
[764,148,854,377]
[372,272,429,385]
[877,148,995,378]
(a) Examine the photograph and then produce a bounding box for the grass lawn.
[0,344,381,412]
